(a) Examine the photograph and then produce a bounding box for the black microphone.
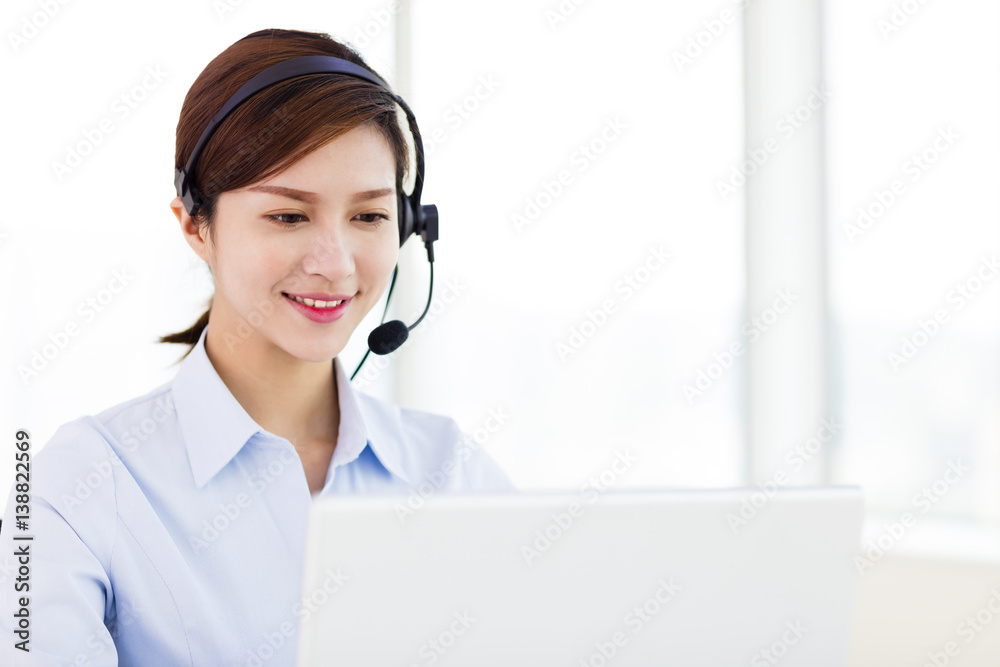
[368,320,410,355]
[350,198,438,381]
[367,256,435,356]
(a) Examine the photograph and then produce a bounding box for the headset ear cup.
[398,192,415,248]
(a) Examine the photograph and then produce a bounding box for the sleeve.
[0,423,120,667]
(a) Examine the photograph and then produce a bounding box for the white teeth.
[288,294,343,308]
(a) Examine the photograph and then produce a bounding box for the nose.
[299,221,355,281]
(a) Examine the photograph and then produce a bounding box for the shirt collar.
[331,349,412,485]
[171,325,411,488]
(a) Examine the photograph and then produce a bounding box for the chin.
[279,335,348,364]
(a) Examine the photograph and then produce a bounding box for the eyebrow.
[247,184,395,204]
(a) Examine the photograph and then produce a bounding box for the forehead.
[245,125,397,201]
[284,125,395,182]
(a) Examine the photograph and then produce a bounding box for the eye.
[355,212,390,228]
[267,213,307,226]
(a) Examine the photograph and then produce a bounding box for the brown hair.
[160,28,410,359]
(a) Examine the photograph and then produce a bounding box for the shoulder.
[11,416,120,565]
[32,417,117,498]
[91,380,176,453]
[354,391,518,494]
[22,381,173,528]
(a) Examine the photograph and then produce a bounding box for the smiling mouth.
[281,293,347,309]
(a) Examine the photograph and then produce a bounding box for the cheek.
[374,234,400,285]
[216,235,288,293]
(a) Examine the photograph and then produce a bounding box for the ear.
[170,196,211,264]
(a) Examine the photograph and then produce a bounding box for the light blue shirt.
[0,325,516,666]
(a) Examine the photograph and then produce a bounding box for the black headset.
[173,55,439,379]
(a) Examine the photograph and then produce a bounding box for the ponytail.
[159,297,212,362]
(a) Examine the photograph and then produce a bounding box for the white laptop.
[295,487,864,666]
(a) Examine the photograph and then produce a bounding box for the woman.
[1,28,515,666]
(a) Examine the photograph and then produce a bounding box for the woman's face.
[187,124,400,363]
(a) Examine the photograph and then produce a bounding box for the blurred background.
[1,0,998,663]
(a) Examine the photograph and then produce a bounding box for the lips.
[282,292,351,323]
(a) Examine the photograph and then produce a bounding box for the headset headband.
[173,55,437,255]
